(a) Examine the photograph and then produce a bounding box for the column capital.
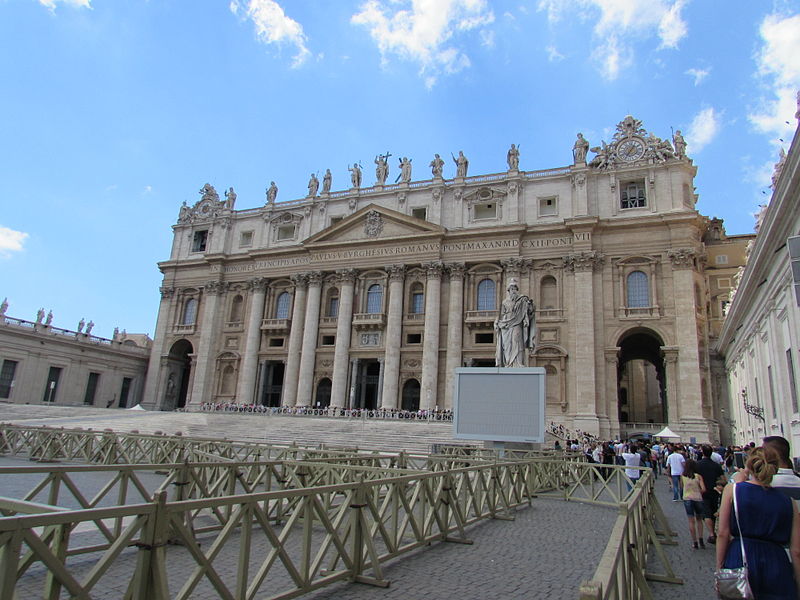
[446,262,466,280]
[291,273,308,289]
[336,269,358,285]
[604,347,620,365]
[667,247,701,270]
[159,286,175,299]
[386,264,406,282]
[423,261,444,280]
[501,257,529,277]
[563,251,604,272]
[306,271,324,287]
[204,280,228,295]
[661,346,680,363]
[248,277,268,292]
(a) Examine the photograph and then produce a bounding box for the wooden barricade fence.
[0,426,680,599]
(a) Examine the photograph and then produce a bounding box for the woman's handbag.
[714,484,753,599]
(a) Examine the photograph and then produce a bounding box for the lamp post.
[742,389,764,422]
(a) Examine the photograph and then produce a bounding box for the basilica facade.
[142,116,729,441]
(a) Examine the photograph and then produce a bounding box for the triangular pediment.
[304,204,445,247]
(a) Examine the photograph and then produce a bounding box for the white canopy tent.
[653,426,680,439]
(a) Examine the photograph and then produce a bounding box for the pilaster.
[282,274,308,406]
[331,269,357,407]
[381,265,405,409]
[235,277,268,404]
[143,285,175,409]
[444,263,465,409]
[421,262,443,410]
[295,272,322,407]
[189,280,227,405]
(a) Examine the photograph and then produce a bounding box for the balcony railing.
[352,312,386,329]
[173,324,196,335]
[261,318,291,332]
[621,306,659,318]
[465,310,498,325]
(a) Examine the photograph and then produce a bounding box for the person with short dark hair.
[696,445,724,544]
[763,435,800,502]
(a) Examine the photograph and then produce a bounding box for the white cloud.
[351,0,495,88]
[143,185,153,194]
[685,107,721,154]
[537,0,688,80]
[685,67,709,86]
[546,45,564,62]
[0,226,29,258]
[230,0,311,68]
[748,13,800,142]
[38,0,91,10]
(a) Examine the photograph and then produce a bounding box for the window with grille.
[328,295,339,318]
[477,279,496,311]
[410,283,424,314]
[626,271,649,307]
[182,298,198,325]
[0,360,18,399]
[366,284,383,314]
[192,230,208,252]
[620,181,646,209]
[275,292,290,319]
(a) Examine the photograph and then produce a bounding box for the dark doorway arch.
[616,329,667,428]
[401,379,421,412]
[164,339,193,411]
[315,378,332,408]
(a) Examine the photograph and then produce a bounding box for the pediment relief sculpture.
[178,183,230,225]
[587,116,682,172]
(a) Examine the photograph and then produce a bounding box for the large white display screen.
[453,367,546,443]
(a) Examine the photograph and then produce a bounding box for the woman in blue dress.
[715,446,800,599]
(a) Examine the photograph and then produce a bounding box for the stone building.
[143,116,731,441]
[717,122,800,453]
[0,309,151,408]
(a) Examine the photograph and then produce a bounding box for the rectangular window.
[119,377,132,408]
[411,207,427,220]
[620,181,646,209]
[411,292,424,314]
[321,335,335,346]
[192,230,208,252]
[717,278,731,289]
[767,366,777,419]
[715,255,729,265]
[239,230,254,247]
[539,197,558,216]
[84,372,101,405]
[43,366,62,403]
[330,216,344,226]
[474,203,496,219]
[0,360,18,399]
[475,332,494,344]
[328,297,339,318]
[268,338,285,347]
[788,349,799,413]
[277,224,296,241]
[406,333,422,344]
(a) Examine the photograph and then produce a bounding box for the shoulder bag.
[714,483,753,599]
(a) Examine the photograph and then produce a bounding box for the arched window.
[410,283,424,314]
[366,284,383,314]
[182,298,198,325]
[477,279,496,311]
[275,292,290,319]
[540,276,557,309]
[315,378,332,408]
[626,271,649,307]
[229,294,244,322]
[401,379,421,412]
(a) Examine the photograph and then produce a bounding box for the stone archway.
[616,329,667,434]
[164,339,193,410]
[401,379,421,412]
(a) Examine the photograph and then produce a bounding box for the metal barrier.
[0,426,680,599]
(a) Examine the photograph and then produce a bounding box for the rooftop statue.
[573,133,589,164]
[430,154,444,178]
[322,169,332,194]
[266,181,278,204]
[672,130,686,158]
[307,173,319,197]
[45,310,53,326]
[374,153,390,185]
[36,308,45,324]
[199,183,219,203]
[399,157,412,183]
[494,278,536,368]
[452,150,469,178]
[507,144,520,170]
[349,162,362,188]
[0,298,7,316]
[224,187,237,209]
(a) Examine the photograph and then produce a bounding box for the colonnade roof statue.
[494,278,536,368]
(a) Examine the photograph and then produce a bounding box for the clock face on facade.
[617,138,645,162]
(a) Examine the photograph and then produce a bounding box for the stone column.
[282,274,308,407]
[662,347,680,423]
[421,262,443,410]
[295,272,323,407]
[143,285,175,409]
[444,263,465,409]
[564,252,603,435]
[603,348,620,440]
[376,358,384,408]
[189,280,227,406]
[381,265,405,409]
[235,277,268,404]
[349,358,359,409]
[667,248,705,434]
[331,269,357,408]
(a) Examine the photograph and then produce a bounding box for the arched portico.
[161,339,193,411]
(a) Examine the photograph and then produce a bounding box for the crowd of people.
[197,403,454,422]
[553,434,800,599]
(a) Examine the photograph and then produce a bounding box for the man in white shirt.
[666,448,686,501]
[621,443,642,489]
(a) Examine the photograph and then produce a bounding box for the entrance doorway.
[165,339,193,411]
[401,379,420,411]
[260,361,284,407]
[354,360,380,410]
[617,330,667,427]
[315,378,332,408]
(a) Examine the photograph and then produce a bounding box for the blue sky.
[1,0,799,339]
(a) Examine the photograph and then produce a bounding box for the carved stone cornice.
[291,273,308,290]
[159,286,175,299]
[306,271,324,287]
[667,247,698,269]
[446,263,466,280]
[336,268,358,285]
[248,277,268,293]
[386,264,406,282]
[423,261,444,280]
[563,251,604,272]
